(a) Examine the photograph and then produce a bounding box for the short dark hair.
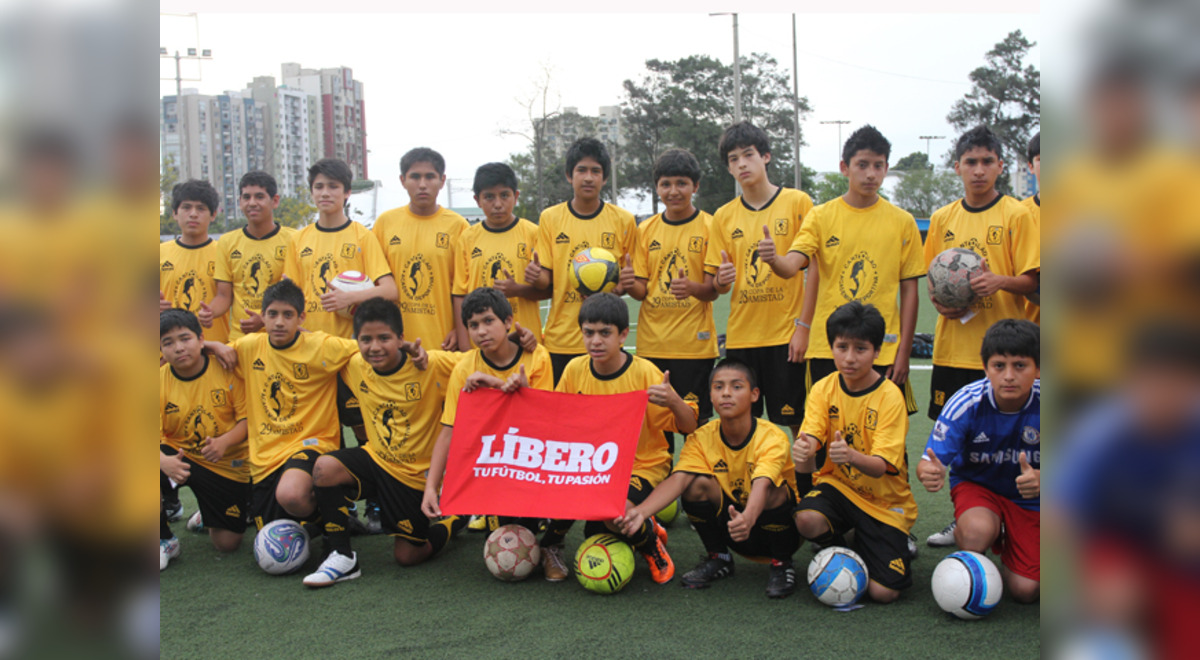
[708,358,758,391]
[980,318,1040,367]
[718,121,771,164]
[261,278,305,315]
[565,137,611,180]
[171,179,219,214]
[653,148,701,185]
[160,308,202,339]
[352,297,403,338]
[401,147,446,177]
[841,125,891,165]
[825,300,886,351]
[308,157,353,191]
[461,287,513,325]
[954,125,1004,162]
[578,292,628,332]
[1026,132,1040,164]
[473,162,518,195]
[239,170,278,198]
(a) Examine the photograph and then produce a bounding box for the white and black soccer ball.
[253,519,310,575]
[807,546,869,607]
[931,550,1004,619]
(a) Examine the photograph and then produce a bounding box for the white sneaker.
[926,520,957,547]
[159,537,181,571]
[302,550,360,588]
[186,511,204,533]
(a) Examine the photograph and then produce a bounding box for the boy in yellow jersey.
[159,309,250,570]
[422,288,554,549]
[206,171,296,340]
[452,163,546,349]
[626,149,719,449]
[922,126,1039,422]
[373,147,469,350]
[702,122,813,434]
[792,301,917,604]
[616,359,801,598]
[160,179,229,343]
[539,293,698,583]
[301,298,464,588]
[760,125,924,416]
[524,137,637,384]
[1020,132,1041,324]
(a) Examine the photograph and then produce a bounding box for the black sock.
[427,516,465,557]
[160,508,173,540]
[795,471,813,493]
[313,484,355,556]
[758,500,801,561]
[540,519,574,548]
[681,498,728,555]
[627,518,657,552]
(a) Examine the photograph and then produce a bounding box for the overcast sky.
[159,6,1039,215]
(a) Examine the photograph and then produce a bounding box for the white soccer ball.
[253,519,310,575]
[483,524,541,582]
[931,550,1004,619]
[330,270,374,319]
[807,546,869,607]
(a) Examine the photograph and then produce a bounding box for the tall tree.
[892,151,932,172]
[946,30,1040,193]
[811,172,848,205]
[891,168,961,218]
[275,195,316,228]
[500,65,561,218]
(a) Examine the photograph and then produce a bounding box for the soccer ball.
[483,524,541,582]
[656,498,680,526]
[807,546,869,607]
[927,247,984,309]
[931,550,1004,619]
[574,534,635,594]
[330,270,374,319]
[253,519,310,575]
[567,247,620,297]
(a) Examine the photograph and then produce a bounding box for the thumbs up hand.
[617,253,636,294]
[728,505,751,542]
[669,268,693,300]
[647,370,675,407]
[1015,451,1039,499]
[828,429,852,465]
[716,250,736,288]
[792,433,816,466]
[524,250,544,287]
[159,290,172,311]
[500,363,529,393]
[757,224,777,264]
[969,257,1003,297]
[508,321,537,352]
[196,301,214,327]
[917,448,947,492]
[494,267,519,297]
[240,308,264,334]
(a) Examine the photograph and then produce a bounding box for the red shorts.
[951,480,1040,581]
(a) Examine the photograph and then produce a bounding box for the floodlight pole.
[820,120,851,162]
[920,135,946,166]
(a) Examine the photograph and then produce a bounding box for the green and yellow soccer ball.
[574,534,635,594]
[568,247,620,296]
[656,498,680,526]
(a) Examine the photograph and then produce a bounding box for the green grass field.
[161,292,1039,658]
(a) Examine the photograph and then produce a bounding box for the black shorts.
[795,483,912,591]
[324,447,431,544]
[928,365,985,420]
[549,352,584,386]
[645,356,715,422]
[807,358,919,416]
[716,484,799,562]
[337,377,364,429]
[250,448,321,530]
[160,446,251,533]
[724,345,805,426]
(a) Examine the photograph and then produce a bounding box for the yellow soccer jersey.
[704,187,813,349]
[441,345,554,426]
[675,418,796,507]
[802,373,917,533]
[535,201,637,355]
[923,196,1040,370]
[633,210,718,359]
[283,219,392,338]
[214,224,297,340]
[373,206,469,346]
[159,356,250,482]
[1020,194,1041,326]
[556,353,697,485]
[160,238,229,342]
[231,331,358,481]
[343,350,463,491]
[453,217,543,343]
[788,197,925,363]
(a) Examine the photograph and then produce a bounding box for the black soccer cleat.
[680,553,735,589]
[765,560,796,598]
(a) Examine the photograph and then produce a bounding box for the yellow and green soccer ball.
[656,498,680,525]
[568,247,620,296]
[574,534,635,594]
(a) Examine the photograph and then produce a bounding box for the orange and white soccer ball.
[330,270,374,319]
[483,524,541,582]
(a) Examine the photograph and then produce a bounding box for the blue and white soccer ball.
[931,550,1004,619]
[807,546,869,607]
[253,519,310,575]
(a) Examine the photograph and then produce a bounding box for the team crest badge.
[1022,426,1040,445]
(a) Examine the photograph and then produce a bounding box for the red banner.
[439,387,648,520]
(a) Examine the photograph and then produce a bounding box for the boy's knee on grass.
[954,508,1001,551]
[393,539,432,566]
[1005,572,1039,603]
[868,581,900,604]
[209,529,243,553]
